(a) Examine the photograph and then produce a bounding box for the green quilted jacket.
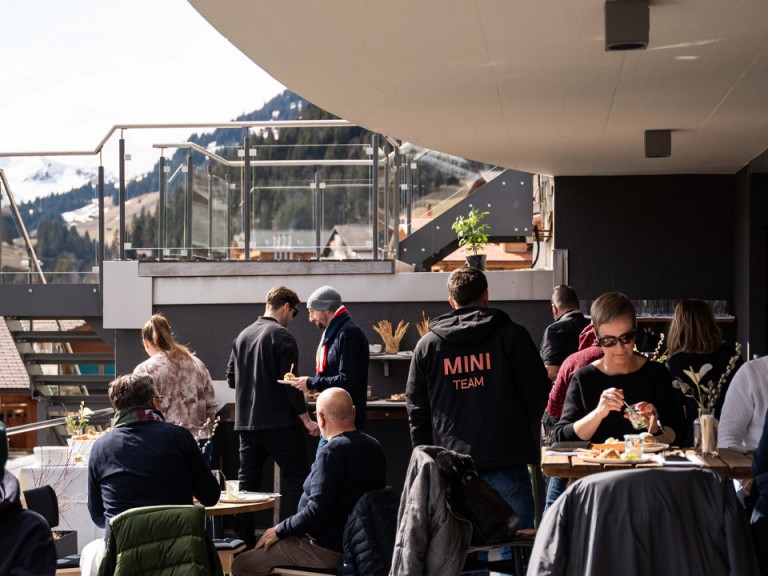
[98,505,223,576]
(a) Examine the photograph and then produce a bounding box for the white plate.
[580,455,653,465]
[641,443,669,453]
[397,351,413,356]
[277,380,296,385]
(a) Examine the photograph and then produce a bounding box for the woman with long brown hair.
[665,299,743,447]
[134,313,217,462]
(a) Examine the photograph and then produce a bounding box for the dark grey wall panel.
[554,174,736,301]
[115,299,551,395]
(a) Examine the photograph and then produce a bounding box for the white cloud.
[0,0,284,182]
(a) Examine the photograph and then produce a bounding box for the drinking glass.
[624,434,644,458]
[225,480,240,499]
[625,403,649,430]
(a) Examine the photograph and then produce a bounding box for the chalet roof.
[326,224,371,250]
[0,318,29,390]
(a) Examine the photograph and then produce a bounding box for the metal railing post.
[207,164,213,260]
[98,165,104,291]
[186,153,193,260]
[158,154,166,260]
[242,134,251,261]
[118,136,126,259]
[314,169,322,259]
[371,134,379,260]
[225,172,232,260]
[406,154,413,235]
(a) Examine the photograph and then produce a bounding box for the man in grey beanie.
[290,286,369,444]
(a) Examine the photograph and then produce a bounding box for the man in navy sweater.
[232,388,387,576]
[81,374,220,575]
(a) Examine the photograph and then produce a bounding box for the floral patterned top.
[133,352,217,439]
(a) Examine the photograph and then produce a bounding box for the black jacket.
[340,487,400,576]
[406,307,549,469]
[227,316,306,431]
[307,310,369,430]
[0,470,57,576]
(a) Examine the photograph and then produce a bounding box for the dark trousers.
[235,426,309,547]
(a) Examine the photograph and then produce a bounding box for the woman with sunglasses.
[552,292,684,446]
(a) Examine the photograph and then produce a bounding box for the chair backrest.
[340,487,400,576]
[98,504,222,576]
[529,468,759,576]
[23,485,59,528]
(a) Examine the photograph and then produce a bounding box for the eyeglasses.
[290,306,299,318]
[596,330,637,348]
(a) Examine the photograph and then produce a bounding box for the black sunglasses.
[596,330,637,348]
[290,305,299,318]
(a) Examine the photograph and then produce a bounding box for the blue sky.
[0,0,284,177]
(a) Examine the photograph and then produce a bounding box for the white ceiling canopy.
[189,0,768,176]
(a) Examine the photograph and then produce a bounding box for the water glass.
[625,403,649,430]
[226,480,240,499]
[624,434,644,458]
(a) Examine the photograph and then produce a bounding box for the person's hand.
[628,402,660,432]
[290,377,309,393]
[595,387,624,419]
[256,527,280,551]
[304,419,320,437]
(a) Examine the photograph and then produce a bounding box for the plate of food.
[278,371,297,385]
[590,438,624,451]
[387,393,406,402]
[640,442,669,453]
[218,492,274,504]
[278,380,296,385]
[580,449,652,465]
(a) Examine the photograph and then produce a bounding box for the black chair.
[23,485,60,528]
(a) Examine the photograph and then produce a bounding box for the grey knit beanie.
[307,285,342,311]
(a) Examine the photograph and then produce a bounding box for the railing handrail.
[0,119,354,159]
[5,407,115,436]
[153,141,374,168]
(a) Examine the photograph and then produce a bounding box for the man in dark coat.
[290,285,369,443]
[540,285,589,382]
[407,267,549,531]
[227,285,319,548]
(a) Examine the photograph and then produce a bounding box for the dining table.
[204,493,278,517]
[541,446,753,483]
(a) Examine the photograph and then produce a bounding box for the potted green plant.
[451,208,490,269]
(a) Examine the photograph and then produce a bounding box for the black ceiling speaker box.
[645,130,672,158]
[605,0,649,51]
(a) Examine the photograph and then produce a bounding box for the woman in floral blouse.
[133,313,217,463]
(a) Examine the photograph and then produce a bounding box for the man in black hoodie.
[406,267,549,531]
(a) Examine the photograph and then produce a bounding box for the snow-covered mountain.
[0,156,115,204]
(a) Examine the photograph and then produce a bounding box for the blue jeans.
[478,465,535,562]
[543,476,568,516]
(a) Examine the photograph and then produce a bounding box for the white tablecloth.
[18,463,104,553]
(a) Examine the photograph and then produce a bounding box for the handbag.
[436,450,519,545]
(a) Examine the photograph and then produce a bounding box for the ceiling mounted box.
[645,130,671,158]
[605,0,649,51]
